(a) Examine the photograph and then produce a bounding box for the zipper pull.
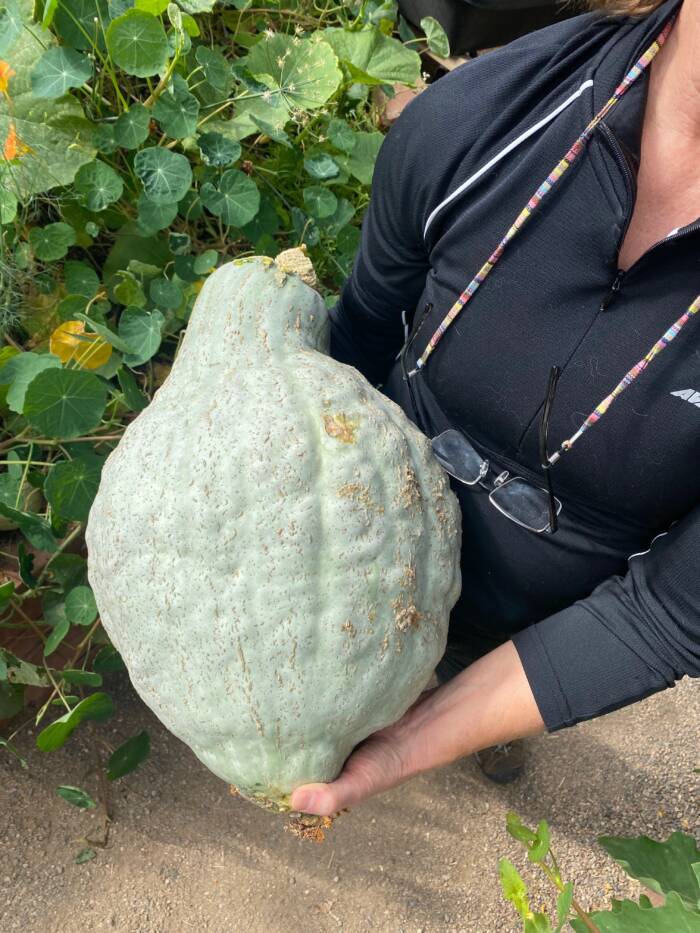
[600,270,625,311]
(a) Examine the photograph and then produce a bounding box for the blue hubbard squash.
[85,248,462,815]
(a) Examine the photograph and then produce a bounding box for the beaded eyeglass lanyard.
[406,10,699,465]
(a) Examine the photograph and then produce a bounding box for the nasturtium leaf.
[420,16,450,58]
[134,0,168,12]
[193,249,217,275]
[44,454,104,522]
[113,103,150,149]
[107,730,150,780]
[44,616,70,656]
[149,277,183,309]
[0,503,57,551]
[176,0,215,13]
[47,552,87,591]
[93,645,126,673]
[29,223,76,261]
[195,44,230,93]
[327,117,356,153]
[65,585,98,626]
[179,11,199,36]
[598,832,700,907]
[173,254,198,282]
[36,692,114,751]
[1,648,49,687]
[64,261,100,298]
[304,152,339,180]
[117,368,148,411]
[242,33,341,119]
[200,169,259,227]
[56,785,97,808]
[134,147,193,204]
[0,351,63,413]
[61,669,102,687]
[74,160,124,212]
[49,321,112,369]
[198,132,240,167]
[23,368,108,439]
[153,74,199,139]
[322,27,421,86]
[30,47,92,98]
[94,123,118,154]
[56,294,86,323]
[106,9,168,78]
[303,185,337,220]
[136,193,179,235]
[0,0,22,56]
[240,191,280,243]
[317,196,355,236]
[335,130,383,185]
[119,307,164,366]
[0,186,17,224]
[0,11,96,199]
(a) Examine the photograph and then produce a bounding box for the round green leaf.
[136,193,178,234]
[244,33,342,114]
[327,117,355,153]
[23,368,108,439]
[64,261,100,298]
[74,160,124,212]
[420,16,451,58]
[197,132,240,168]
[30,47,92,98]
[152,73,199,139]
[200,169,259,227]
[304,153,339,180]
[56,785,97,808]
[29,223,76,261]
[44,454,104,522]
[194,44,230,93]
[118,307,164,366]
[0,351,63,413]
[193,249,217,275]
[106,9,168,78]
[134,147,193,205]
[149,277,182,309]
[303,185,337,219]
[113,103,150,149]
[107,730,150,780]
[65,585,98,626]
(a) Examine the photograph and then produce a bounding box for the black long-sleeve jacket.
[329,0,700,731]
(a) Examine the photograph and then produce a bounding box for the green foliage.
[0,0,418,809]
[501,811,700,932]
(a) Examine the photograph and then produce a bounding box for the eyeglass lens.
[490,477,561,534]
[431,430,486,484]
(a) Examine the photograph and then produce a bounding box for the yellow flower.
[0,60,15,97]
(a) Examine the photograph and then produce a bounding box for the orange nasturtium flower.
[3,122,32,161]
[0,61,15,97]
[49,320,112,370]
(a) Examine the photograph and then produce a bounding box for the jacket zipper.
[599,122,700,308]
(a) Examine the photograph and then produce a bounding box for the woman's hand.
[289,640,546,816]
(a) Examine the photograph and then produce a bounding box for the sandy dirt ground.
[2,675,699,933]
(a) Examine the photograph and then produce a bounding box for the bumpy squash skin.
[85,256,462,811]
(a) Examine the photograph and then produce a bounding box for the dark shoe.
[473,740,526,784]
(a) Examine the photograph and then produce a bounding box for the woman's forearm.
[398,641,546,778]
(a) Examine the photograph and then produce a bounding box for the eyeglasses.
[430,364,563,535]
[399,307,563,534]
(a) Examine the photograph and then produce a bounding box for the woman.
[290,0,700,814]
